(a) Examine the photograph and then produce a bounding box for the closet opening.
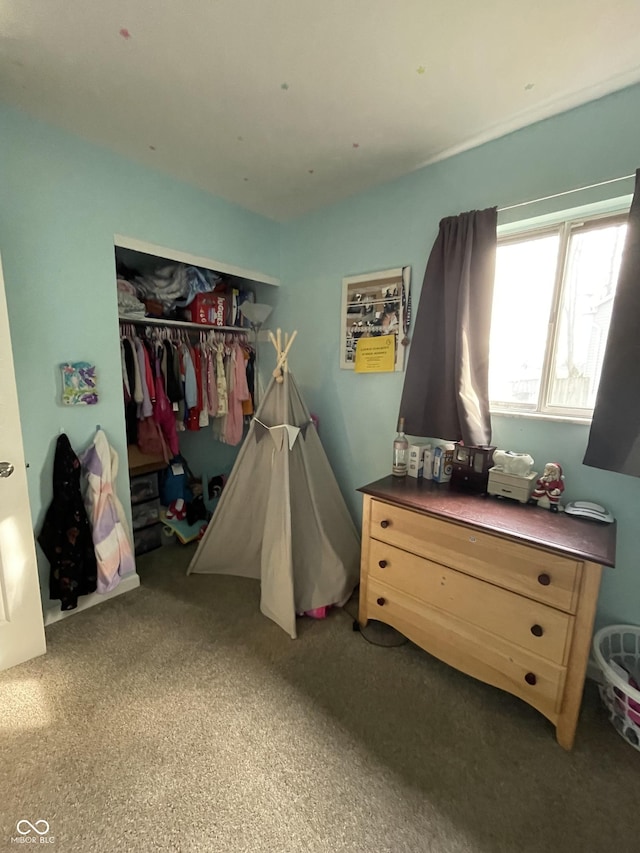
[114,236,279,558]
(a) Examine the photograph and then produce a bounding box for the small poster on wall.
[354,335,396,373]
[61,362,98,406]
[340,266,411,371]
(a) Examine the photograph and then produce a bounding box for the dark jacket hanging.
[583,169,640,476]
[38,433,97,611]
[399,207,497,446]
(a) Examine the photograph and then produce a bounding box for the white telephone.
[564,501,614,523]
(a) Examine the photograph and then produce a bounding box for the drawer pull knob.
[380,520,390,529]
[378,560,387,569]
[537,573,551,586]
[524,672,537,686]
[469,535,477,543]
[530,624,544,637]
[376,597,386,606]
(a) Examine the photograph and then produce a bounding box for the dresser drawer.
[365,578,565,721]
[369,500,580,612]
[367,540,574,664]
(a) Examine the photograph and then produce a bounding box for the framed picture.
[340,266,411,371]
[60,361,99,405]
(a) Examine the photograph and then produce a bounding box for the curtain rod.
[498,173,636,213]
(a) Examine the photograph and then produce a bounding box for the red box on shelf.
[183,293,227,326]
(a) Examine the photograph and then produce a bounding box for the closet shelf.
[118,315,251,334]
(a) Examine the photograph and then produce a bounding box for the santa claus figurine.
[529,462,565,512]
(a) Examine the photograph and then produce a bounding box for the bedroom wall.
[279,83,640,630]
[0,104,280,611]
[2,85,640,630]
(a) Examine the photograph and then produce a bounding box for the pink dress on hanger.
[206,346,217,416]
[224,342,251,446]
[153,353,180,456]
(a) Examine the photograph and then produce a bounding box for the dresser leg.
[555,562,603,751]
[358,495,373,629]
[555,723,576,751]
[357,587,369,628]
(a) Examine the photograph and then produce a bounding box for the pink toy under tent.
[187,330,360,638]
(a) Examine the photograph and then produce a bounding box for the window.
[489,212,628,419]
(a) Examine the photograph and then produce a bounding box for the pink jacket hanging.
[224,342,251,446]
[153,351,180,456]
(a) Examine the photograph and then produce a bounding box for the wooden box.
[450,443,496,493]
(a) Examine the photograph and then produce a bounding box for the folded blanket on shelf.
[134,264,222,309]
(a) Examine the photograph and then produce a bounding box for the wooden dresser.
[358,477,616,749]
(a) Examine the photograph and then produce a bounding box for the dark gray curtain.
[583,169,640,476]
[399,207,497,446]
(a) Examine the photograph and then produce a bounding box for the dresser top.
[359,476,616,567]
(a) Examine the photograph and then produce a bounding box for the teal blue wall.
[279,84,640,630]
[3,85,640,629]
[0,105,280,611]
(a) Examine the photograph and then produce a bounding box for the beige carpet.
[1,542,638,853]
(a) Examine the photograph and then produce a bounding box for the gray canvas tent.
[187,331,360,638]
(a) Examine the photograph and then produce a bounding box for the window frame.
[490,210,629,422]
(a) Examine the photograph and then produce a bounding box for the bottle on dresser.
[392,417,409,477]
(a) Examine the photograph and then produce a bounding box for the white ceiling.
[1,0,640,221]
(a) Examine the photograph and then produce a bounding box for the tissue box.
[487,467,538,504]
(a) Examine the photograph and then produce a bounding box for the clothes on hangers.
[38,434,98,611]
[152,348,180,456]
[181,340,198,410]
[241,344,255,416]
[163,340,183,404]
[206,344,217,416]
[80,429,135,593]
[119,322,254,450]
[225,341,251,446]
[214,336,228,417]
[122,336,139,445]
[134,338,153,419]
[198,338,210,428]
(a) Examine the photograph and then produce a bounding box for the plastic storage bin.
[133,523,163,556]
[131,498,161,531]
[130,472,159,504]
[593,624,640,751]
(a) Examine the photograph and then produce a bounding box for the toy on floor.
[162,514,208,544]
[162,472,227,544]
[166,498,187,521]
[305,606,331,619]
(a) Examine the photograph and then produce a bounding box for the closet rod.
[118,315,251,334]
[498,173,636,213]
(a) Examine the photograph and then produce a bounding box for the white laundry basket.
[593,624,640,752]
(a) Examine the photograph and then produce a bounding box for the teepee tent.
[187,330,361,638]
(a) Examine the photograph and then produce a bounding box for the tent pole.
[272,331,298,382]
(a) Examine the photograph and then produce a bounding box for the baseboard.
[43,573,141,626]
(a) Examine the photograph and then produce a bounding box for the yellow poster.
[354,335,396,373]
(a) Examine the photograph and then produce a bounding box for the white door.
[0,256,46,670]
